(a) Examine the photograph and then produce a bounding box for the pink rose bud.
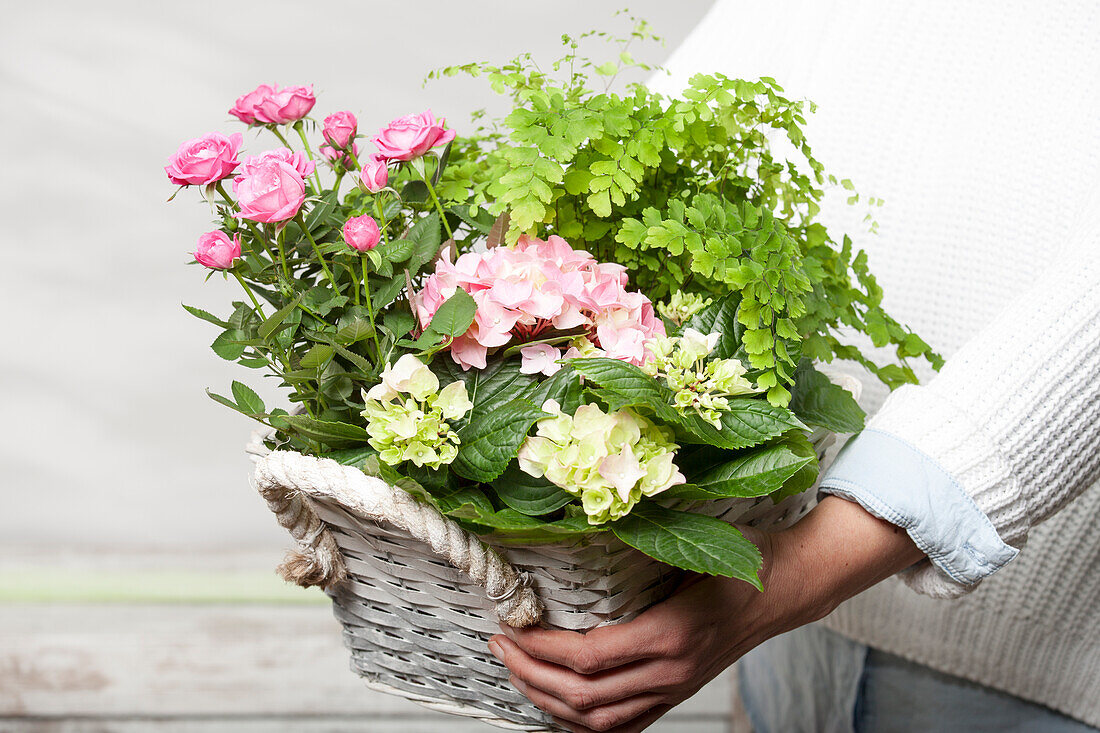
[165,132,242,186]
[320,141,358,168]
[232,160,306,223]
[193,231,241,270]
[241,148,316,179]
[252,84,316,125]
[343,215,381,252]
[322,111,358,149]
[359,154,389,193]
[229,84,276,125]
[372,110,456,162]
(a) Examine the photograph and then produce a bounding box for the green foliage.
[570,357,805,449]
[451,398,547,483]
[492,462,574,516]
[437,25,940,400]
[611,503,764,587]
[666,438,817,500]
[788,360,866,433]
[175,13,943,580]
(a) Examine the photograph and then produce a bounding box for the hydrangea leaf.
[426,288,477,338]
[611,504,763,587]
[451,398,547,483]
[679,292,744,360]
[492,461,574,516]
[788,361,866,433]
[664,439,816,500]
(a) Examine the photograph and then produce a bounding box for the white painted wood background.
[0,549,752,732]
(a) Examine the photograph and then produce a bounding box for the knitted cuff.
[820,385,1026,596]
[871,385,1030,548]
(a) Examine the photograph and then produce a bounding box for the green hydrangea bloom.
[643,329,761,428]
[517,399,685,524]
[656,291,713,325]
[361,355,473,469]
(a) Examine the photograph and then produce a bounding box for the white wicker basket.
[247,375,858,731]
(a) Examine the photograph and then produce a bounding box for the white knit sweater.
[657,0,1100,724]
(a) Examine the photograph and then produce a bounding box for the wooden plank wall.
[0,550,752,732]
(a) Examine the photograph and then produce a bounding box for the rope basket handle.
[252,449,543,628]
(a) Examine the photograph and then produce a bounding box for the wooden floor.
[0,549,752,732]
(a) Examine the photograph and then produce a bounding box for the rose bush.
[372,110,455,162]
[240,147,315,179]
[253,84,316,125]
[322,111,358,149]
[232,158,306,223]
[165,132,242,186]
[343,214,381,252]
[359,154,389,193]
[193,230,241,270]
[228,84,275,125]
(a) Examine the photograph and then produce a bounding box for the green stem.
[293,122,325,194]
[295,213,340,295]
[347,144,361,171]
[361,255,382,359]
[270,127,294,150]
[350,255,361,307]
[296,300,322,321]
[374,198,390,247]
[214,181,235,209]
[274,224,291,281]
[231,270,265,319]
[232,270,297,373]
[421,167,454,241]
[246,221,279,269]
[215,181,278,266]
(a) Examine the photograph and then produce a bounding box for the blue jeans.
[739,624,1098,733]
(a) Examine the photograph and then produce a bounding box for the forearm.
[739,496,924,647]
[819,236,1100,599]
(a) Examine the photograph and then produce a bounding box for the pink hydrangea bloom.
[412,234,665,370]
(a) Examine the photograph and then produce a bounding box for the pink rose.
[359,154,389,193]
[320,141,358,168]
[372,110,455,162]
[229,84,276,125]
[193,231,241,270]
[232,160,306,223]
[165,132,242,186]
[343,215,381,252]
[322,111,357,149]
[241,148,316,179]
[252,84,316,125]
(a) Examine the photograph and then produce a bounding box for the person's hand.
[488,496,925,733]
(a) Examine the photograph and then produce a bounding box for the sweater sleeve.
[819,232,1100,599]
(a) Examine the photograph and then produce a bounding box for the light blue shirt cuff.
[819,428,1019,585]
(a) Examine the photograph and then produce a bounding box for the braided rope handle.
[252,450,543,628]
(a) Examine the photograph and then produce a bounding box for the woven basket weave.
[248,375,858,731]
